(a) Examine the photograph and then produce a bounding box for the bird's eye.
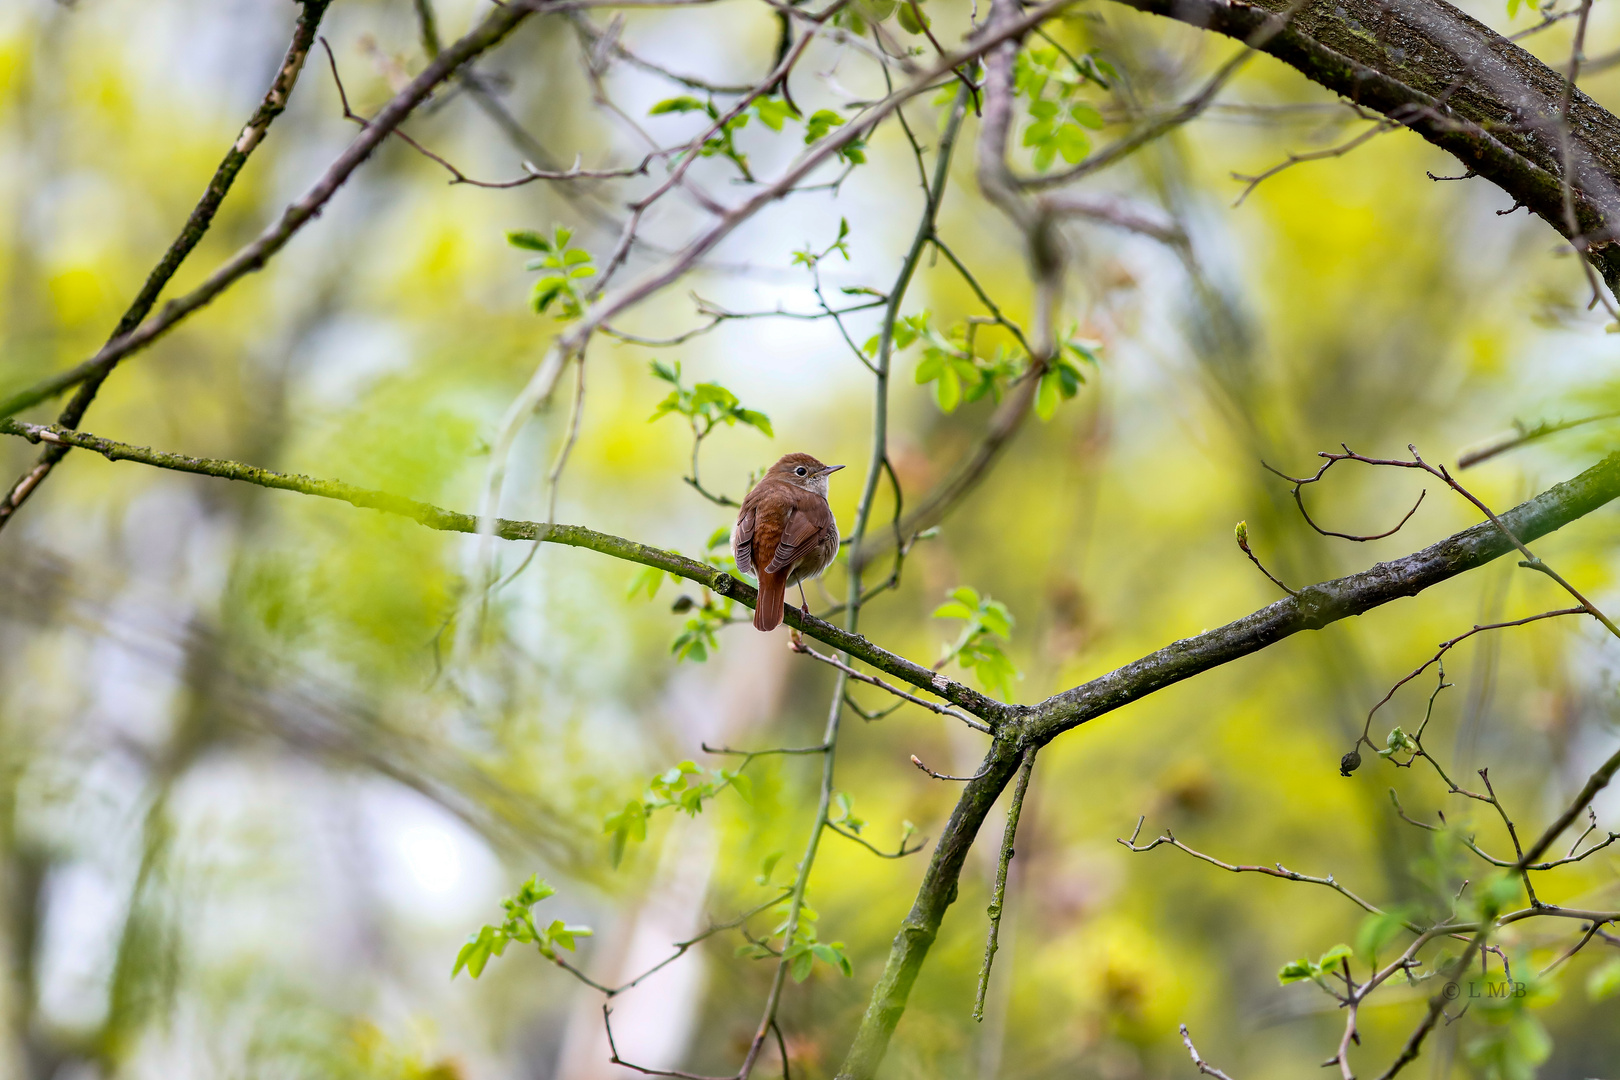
[795,466,807,476]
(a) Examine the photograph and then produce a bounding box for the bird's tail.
[754,570,786,631]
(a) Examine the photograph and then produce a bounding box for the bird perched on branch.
[732,452,843,631]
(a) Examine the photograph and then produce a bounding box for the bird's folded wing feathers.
[764,508,826,575]
[731,506,756,575]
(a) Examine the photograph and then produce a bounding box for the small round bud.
[1339,750,1362,777]
[671,595,695,613]
[1234,520,1249,546]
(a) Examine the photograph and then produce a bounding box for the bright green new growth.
[453,875,592,980]
[933,586,1020,699]
[1013,44,1109,171]
[648,360,774,440]
[603,759,754,868]
[507,225,595,320]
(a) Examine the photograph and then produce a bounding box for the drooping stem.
[0,0,335,532]
[738,83,972,1080]
[973,747,1035,1021]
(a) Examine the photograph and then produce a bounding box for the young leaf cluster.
[1035,337,1099,420]
[932,586,1019,699]
[648,360,774,440]
[1277,942,1352,989]
[628,529,744,662]
[736,894,853,982]
[1014,44,1110,171]
[878,312,1096,417]
[453,875,592,979]
[604,759,753,867]
[649,95,864,177]
[508,226,595,318]
[835,0,934,41]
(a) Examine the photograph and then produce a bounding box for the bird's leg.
[798,581,810,617]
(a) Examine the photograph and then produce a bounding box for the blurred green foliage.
[1,1,1618,1079]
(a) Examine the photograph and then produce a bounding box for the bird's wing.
[764,502,829,575]
[731,503,757,575]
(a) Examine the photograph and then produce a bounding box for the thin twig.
[792,639,992,734]
[974,747,1035,1021]
[1179,1025,1238,1080]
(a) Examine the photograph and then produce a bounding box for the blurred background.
[1,0,1618,1077]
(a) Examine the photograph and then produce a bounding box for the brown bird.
[732,453,844,631]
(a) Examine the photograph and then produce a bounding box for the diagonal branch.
[834,449,1620,1079]
[7,411,1620,1079]
[1108,0,1620,299]
[0,0,542,422]
[0,418,1008,723]
[0,0,335,531]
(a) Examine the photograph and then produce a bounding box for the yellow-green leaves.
[886,313,1017,413]
[886,312,1095,417]
[933,586,1019,699]
[604,760,753,867]
[648,360,773,438]
[1589,958,1620,1001]
[508,225,594,319]
[1014,45,1109,172]
[1034,339,1098,420]
[1277,943,1352,987]
[453,875,592,979]
[1378,724,1420,761]
[747,897,853,981]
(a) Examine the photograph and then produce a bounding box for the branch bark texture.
[1106,0,1620,296]
[834,450,1620,1078]
[0,0,334,530]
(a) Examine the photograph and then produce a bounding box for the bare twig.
[974,747,1035,1021]
[1119,818,1413,927]
[0,0,541,421]
[0,0,336,530]
[1179,1025,1237,1080]
[910,755,993,781]
[793,640,993,734]
[1458,410,1620,468]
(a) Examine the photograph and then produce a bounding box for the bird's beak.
[820,464,846,476]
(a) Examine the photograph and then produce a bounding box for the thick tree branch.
[1108,0,1620,298]
[0,419,1008,723]
[834,449,1620,1078]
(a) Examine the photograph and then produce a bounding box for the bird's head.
[767,452,844,496]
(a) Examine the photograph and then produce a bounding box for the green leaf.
[650,96,706,115]
[1072,101,1105,129]
[531,276,567,314]
[1035,368,1062,420]
[935,365,962,412]
[804,108,847,144]
[931,600,976,621]
[1354,909,1407,965]
[789,946,815,982]
[755,96,797,131]
[736,408,774,437]
[896,1,929,33]
[1317,944,1352,971]
[453,926,497,979]
[506,230,550,251]
[1588,958,1620,1001]
[1277,958,1316,985]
